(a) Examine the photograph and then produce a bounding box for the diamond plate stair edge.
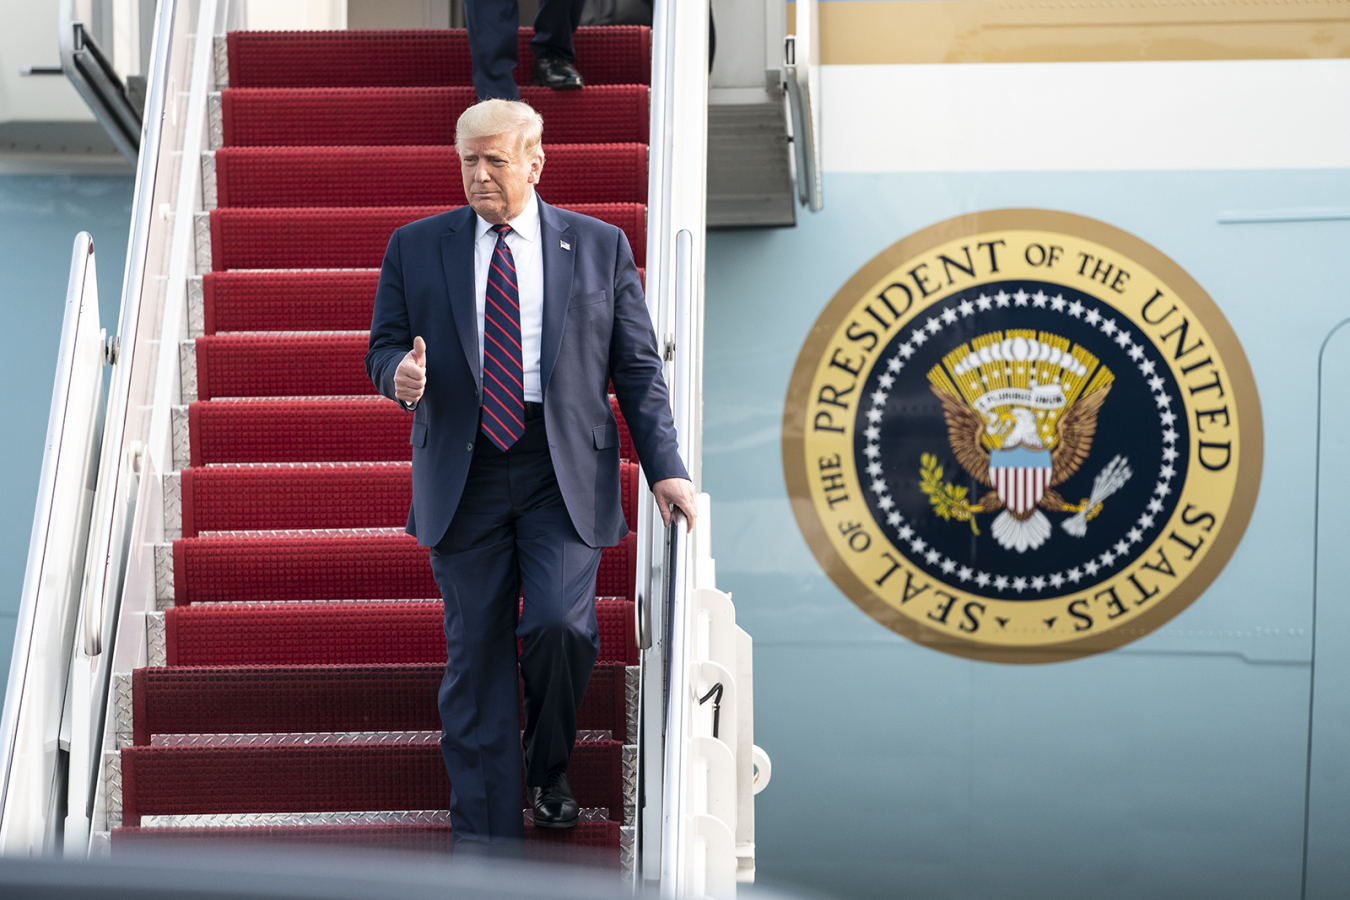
[89,830,112,859]
[194,212,211,273]
[114,673,134,750]
[141,810,454,828]
[164,471,182,541]
[207,92,224,151]
[212,37,228,90]
[154,544,173,605]
[201,151,217,211]
[104,752,122,829]
[625,665,639,742]
[172,406,190,471]
[622,744,636,826]
[148,729,617,748]
[147,612,166,666]
[522,807,609,826]
[620,825,635,878]
[179,340,198,404]
[187,276,204,338]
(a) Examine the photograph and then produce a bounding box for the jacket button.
[466,443,473,451]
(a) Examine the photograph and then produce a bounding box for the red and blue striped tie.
[481,224,525,451]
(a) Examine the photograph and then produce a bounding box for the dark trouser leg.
[515,480,603,787]
[531,0,587,62]
[430,459,525,845]
[465,0,523,100]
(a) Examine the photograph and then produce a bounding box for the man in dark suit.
[365,99,696,848]
[466,0,588,100]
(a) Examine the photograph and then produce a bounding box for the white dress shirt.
[475,192,544,403]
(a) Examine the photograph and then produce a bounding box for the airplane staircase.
[1,0,769,895]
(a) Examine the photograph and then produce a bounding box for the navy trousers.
[464,0,588,100]
[429,412,604,844]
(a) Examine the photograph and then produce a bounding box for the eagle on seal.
[930,383,1111,552]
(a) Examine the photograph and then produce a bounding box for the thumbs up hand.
[395,336,427,404]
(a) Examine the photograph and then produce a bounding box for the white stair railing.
[638,0,770,894]
[0,233,111,855]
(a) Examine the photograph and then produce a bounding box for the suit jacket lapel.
[439,207,480,393]
[538,198,575,396]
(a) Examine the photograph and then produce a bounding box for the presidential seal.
[784,210,1261,663]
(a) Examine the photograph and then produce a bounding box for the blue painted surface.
[0,175,134,686]
[703,170,1350,899]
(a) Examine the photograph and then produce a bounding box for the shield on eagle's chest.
[988,446,1052,515]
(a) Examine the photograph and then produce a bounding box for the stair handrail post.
[0,235,106,855]
[639,0,711,890]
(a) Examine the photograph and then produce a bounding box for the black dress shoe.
[531,54,584,91]
[526,769,580,829]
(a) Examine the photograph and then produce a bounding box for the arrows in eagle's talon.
[1060,455,1132,538]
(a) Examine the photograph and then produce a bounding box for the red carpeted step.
[186,396,632,467]
[193,333,374,400]
[165,600,637,667]
[204,271,379,333]
[110,821,621,854]
[171,531,633,605]
[201,268,644,335]
[181,463,410,536]
[214,145,647,209]
[188,398,409,465]
[227,27,650,89]
[119,740,623,825]
[131,661,629,744]
[209,204,645,270]
[180,462,638,536]
[221,85,649,147]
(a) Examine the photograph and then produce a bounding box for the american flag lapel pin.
[560,240,571,250]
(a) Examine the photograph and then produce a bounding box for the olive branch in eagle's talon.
[919,453,984,535]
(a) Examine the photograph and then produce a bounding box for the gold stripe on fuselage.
[788,0,1350,64]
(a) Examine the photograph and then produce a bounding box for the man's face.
[459,131,545,225]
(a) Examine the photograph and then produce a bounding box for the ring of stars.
[861,287,1182,596]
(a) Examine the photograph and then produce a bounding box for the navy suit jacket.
[365,197,688,549]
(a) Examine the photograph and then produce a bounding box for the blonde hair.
[455,99,544,158]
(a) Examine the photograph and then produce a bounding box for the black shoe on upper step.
[526,768,580,829]
[532,54,584,91]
